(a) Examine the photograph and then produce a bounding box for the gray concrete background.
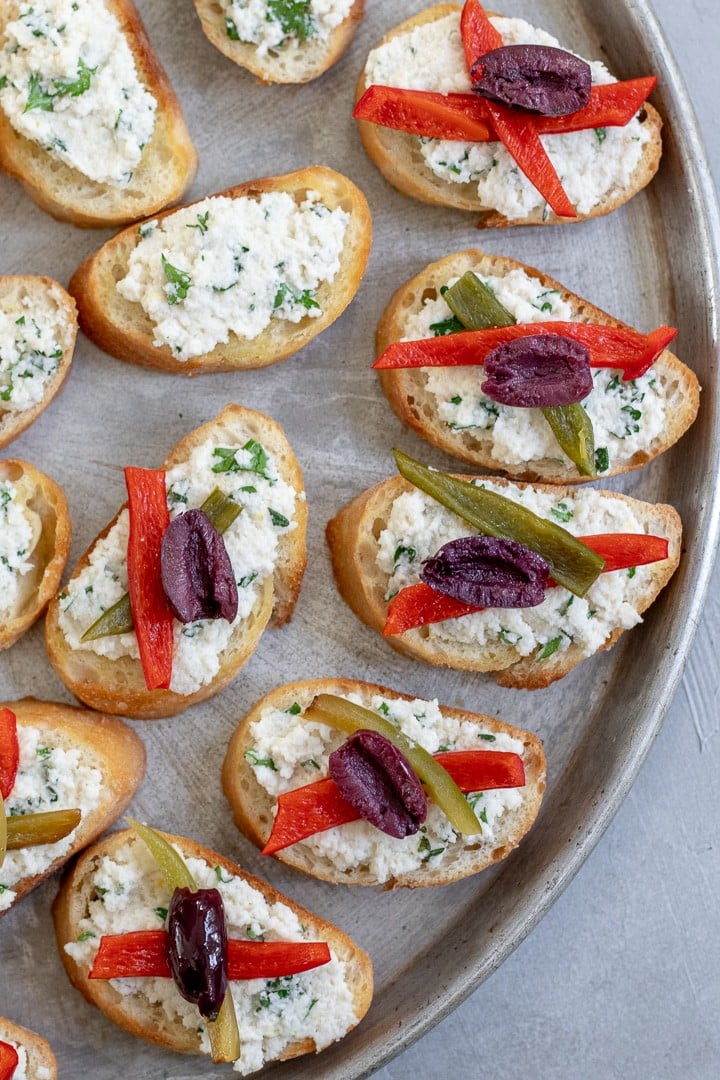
[375,3,720,1078]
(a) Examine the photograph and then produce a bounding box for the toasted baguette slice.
[327,475,682,689]
[0,460,70,652]
[0,1017,57,1079]
[0,276,77,450]
[194,0,365,84]
[376,250,700,483]
[44,404,307,719]
[356,4,662,226]
[0,698,145,915]
[0,0,197,227]
[223,677,546,888]
[53,828,373,1070]
[69,166,372,374]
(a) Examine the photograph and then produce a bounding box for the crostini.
[194,0,366,84]
[354,1,662,225]
[223,678,546,888]
[0,459,70,652]
[54,825,373,1074]
[45,404,307,719]
[0,699,145,916]
[326,454,682,689]
[374,250,699,482]
[69,166,372,374]
[0,1017,57,1080]
[0,0,197,227]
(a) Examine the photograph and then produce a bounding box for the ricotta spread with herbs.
[379,483,656,662]
[402,267,671,472]
[224,0,354,54]
[0,289,71,413]
[0,724,102,912]
[64,839,360,1075]
[246,692,526,882]
[116,191,350,361]
[0,1038,52,1080]
[0,478,41,619]
[0,0,157,186]
[364,14,652,220]
[57,429,300,696]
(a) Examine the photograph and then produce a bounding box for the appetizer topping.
[471,45,592,116]
[328,730,427,839]
[161,510,238,625]
[482,334,593,407]
[0,478,42,618]
[5,807,81,849]
[0,1041,18,1080]
[167,887,229,1021]
[421,536,550,608]
[0,291,70,412]
[224,0,355,55]
[0,709,19,800]
[445,270,514,330]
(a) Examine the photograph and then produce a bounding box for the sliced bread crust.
[0,698,145,914]
[356,3,663,226]
[194,0,366,83]
[222,677,547,888]
[326,475,682,689]
[376,249,699,483]
[0,1017,57,1078]
[69,166,372,374]
[0,459,71,652]
[0,0,198,227]
[52,828,373,1063]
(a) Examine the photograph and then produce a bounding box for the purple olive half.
[481,334,593,408]
[421,536,551,608]
[161,509,238,624]
[166,887,228,1020]
[329,730,427,839]
[472,44,592,117]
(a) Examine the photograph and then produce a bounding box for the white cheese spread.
[0,0,157,186]
[0,478,41,618]
[116,191,350,360]
[378,483,655,663]
[402,267,670,472]
[0,289,71,413]
[57,429,299,696]
[365,14,652,219]
[0,1038,52,1080]
[225,0,354,54]
[246,692,526,883]
[0,724,102,912]
[64,839,360,1076]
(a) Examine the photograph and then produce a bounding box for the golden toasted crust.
[0,1017,57,1078]
[356,3,663,226]
[0,460,71,652]
[222,677,546,888]
[0,0,198,227]
[44,404,307,719]
[193,0,365,83]
[376,249,700,482]
[69,166,372,374]
[53,828,373,1062]
[326,475,682,689]
[0,698,145,914]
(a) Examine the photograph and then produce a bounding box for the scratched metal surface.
[0,2,718,1079]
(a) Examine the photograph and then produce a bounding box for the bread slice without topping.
[223,677,546,888]
[356,3,663,226]
[376,249,699,483]
[0,0,198,227]
[193,0,366,83]
[0,1017,57,1078]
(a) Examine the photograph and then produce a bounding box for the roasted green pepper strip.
[303,694,483,836]
[127,819,241,1065]
[445,271,517,330]
[394,449,605,597]
[542,404,596,477]
[0,792,6,868]
[81,488,242,642]
[6,808,81,849]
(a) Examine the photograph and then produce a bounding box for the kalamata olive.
[329,730,427,839]
[421,536,550,608]
[160,509,238,624]
[481,334,593,407]
[472,45,591,116]
[166,887,228,1020]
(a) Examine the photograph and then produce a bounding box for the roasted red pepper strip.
[89,931,331,980]
[461,0,502,67]
[533,77,657,134]
[374,322,677,381]
[125,467,174,692]
[0,1041,18,1080]
[383,534,670,635]
[0,708,18,800]
[263,751,525,855]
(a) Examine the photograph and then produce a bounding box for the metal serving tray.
[0,1,718,1077]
